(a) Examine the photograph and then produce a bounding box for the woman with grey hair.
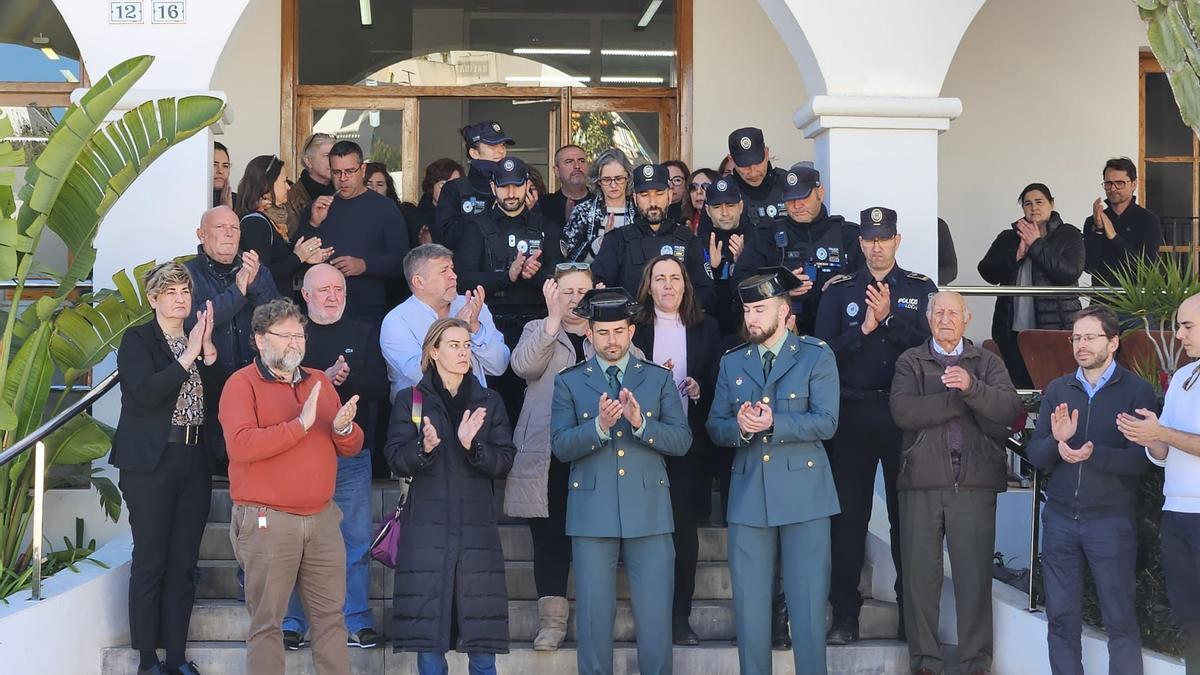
[561,147,636,262]
[111,262,217,675]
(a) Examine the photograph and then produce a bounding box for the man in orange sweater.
[220,298,362,675]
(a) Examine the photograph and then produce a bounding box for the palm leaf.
[43,413,113,467]
[49,264,155,384]
[3,321,54,443]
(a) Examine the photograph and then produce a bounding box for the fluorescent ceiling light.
[359,0,372,26]
[60,69,78,83]
[600,76,663,84]
[601,49,675,57]
[40,47,59,60]
[505,75,591,83]
[513,48,590,56]
[32,35,58,60]
[636,0,663,29]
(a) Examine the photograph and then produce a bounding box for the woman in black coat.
[978,183,1084,389]
[111,262,218,675]
[631,254,722,646]
[384,317,516,675]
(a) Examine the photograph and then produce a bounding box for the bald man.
[1119,293,1200,669]
[278,264,389,649]
[184,207,280,473]
[889,291,1022,675]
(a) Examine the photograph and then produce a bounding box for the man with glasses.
[814,207,936,647]
[286,133,337,237]
[541,144,591,229]
[735,164,862,336]
[591,163,716,311]
[1025,305,1155,675]
[454,156,562,422]
[434,120,516,247]
[1083,157,1163,285]
[298,140,409,325]
[1119,293,1200,671]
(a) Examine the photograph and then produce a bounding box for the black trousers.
[528,455,572,598]
[119,442,212,651]
[668,453,707,619]
[828,398,903,622]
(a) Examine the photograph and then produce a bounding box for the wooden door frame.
[296,96,420,202]
[281,0,692,173]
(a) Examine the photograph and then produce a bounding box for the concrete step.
[102,639,914,675]
[185,598,899,643]
[199,522,735,563]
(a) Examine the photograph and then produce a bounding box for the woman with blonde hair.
[384,318,516,675]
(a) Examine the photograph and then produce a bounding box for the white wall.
[939,0,1146,341]
[211,0,283,184]
[692,0,813,171]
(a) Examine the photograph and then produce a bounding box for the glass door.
[568,97,677,167]
[295,96,419,200]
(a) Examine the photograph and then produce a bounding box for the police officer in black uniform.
[734,164,863,336]
[719,127,788,228]
[592,163,716,311]
[453,156,561,423]
[433,120,514,247]
[697,177,751,337]
[813,206,938,646]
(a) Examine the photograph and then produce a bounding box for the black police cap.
[461,120,515,147]
[632,163,670,192]
[728,127,766,167]
[491,157,529,187]
[737,267,805,304]
[859,206,899,239]
[572,287,641,322]
[705,177,742,206]
[782,164,821,201]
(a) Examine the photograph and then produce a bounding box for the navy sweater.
[298,189,409,321]
[1026,365,1158,520]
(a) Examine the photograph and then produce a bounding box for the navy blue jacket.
[1026,365,1158,520]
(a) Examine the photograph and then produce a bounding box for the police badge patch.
[740,136,752,150]
[643,165,654,178]
[717,180,728,192]
[816,248,828,261]
[661,244,673,255]
[847,302,860,317]
[507,234,517,247]
[462,200,473,214]
[787,173,798,186]
[503,159,514,171]
[766,205,778,218]
[871,208,883,223]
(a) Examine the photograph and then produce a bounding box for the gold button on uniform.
[583,412,590,418]
[762,454,770,462]
[762,396,770,403]
[646,411,653,417]
[572,482,579,488]
[789,393,796,399]
[616,431,623,438]
[659,480,665,485]
[807,460,815,468]
[618,468,626,477]
[648,438,654,444]
[617,450,625,457]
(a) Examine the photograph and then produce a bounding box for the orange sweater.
[219,360,363,515]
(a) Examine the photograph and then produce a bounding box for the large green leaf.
[43,413,113,466]
[0,400,16,431]
[48,264,155,383]
[3,322,54,443]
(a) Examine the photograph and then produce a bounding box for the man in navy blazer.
[551,287,692,675]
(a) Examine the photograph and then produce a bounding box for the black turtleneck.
[299,169,334,201]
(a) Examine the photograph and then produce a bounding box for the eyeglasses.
[688,182,711,192]
[1102,180,1130,189]
[1068,333,1110,345]
[668,176,686,186]
[597,176,628,187]
[1185,367,1200,392]
[302,133,336,154]
[556,262,591,272]
[266,331,307,343]
[331,165,362,178]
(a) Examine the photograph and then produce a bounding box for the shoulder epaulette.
[827,274,854,286]
[906,271,932,283]
[637,357,670,372]
[558,360,588,375]
[797,334,828,349]
[724,342,751,355]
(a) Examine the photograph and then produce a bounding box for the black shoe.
[672,618,700,646]
[826,617,859,645]
[771,598,791,650]
[168,662,201,675]
[347,628,381,649]
[283,630,305,651]
[138,664,167,675]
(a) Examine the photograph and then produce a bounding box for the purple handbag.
[370,495,405,568]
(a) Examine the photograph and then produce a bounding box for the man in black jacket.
[280,263,390,651]
[540,144,590,229]
[1026,305,1155,675]
[433,120,514,247]
[1084,157,1163,285]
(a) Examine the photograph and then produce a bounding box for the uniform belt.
[840,389,890,402]
[167,424,203,446]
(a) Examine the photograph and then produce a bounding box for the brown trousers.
[230,501,350,675]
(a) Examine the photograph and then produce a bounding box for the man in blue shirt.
[1026,305,1157,675]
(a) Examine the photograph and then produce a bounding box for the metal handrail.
[0,279,93,290]
[0,369,119,467]
[943,284,1121,296]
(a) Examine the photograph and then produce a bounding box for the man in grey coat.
[889,291,1022,675]
[551,287,692,675]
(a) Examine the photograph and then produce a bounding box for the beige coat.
[503,319,643,517]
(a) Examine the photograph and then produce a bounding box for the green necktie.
[606,365,621,398]
[762,351,775,380]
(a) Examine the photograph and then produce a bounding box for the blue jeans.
[417,652,496,675]
[283,449,374,635]
[1042,510,1141,675]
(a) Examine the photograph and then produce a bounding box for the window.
[1140,52,1199,273]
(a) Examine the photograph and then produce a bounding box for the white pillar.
[797,95,962,283]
